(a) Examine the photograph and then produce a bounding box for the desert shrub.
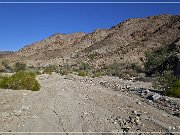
[57,65,73,75]
[79,62,91,71]
[152,70,178,91]
[27,67,41,75]
[78,70,88,77]
[14,62,26,72]
[165,80,180,98]
[42,65,58,74]
[43,67,53,74]
[129,63,143,73]
[0,76,10,89]
[0,71,40,91]
[144,46,178,76]
[0,59,13,73]
[93,71,104,77]
[104,62,144,79]
[59,69,69,75]
[105,62,123,77]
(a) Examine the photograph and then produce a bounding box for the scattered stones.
[129,87,180,117]
[13,110,22,117]
[31,115,39,119]
[146,93,161,101]
[21,105,31,111]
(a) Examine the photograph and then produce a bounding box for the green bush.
[93,71,103,77]
[165,80,180,98]
[42,65,59,74]
[91,70,104,78]
[43,67,53,74]
[144,46,177,75]
[27,66,41,75]
[59,69,69,75]
[78,71,88,77]
[0,71,40,91]
[105,62,123,77]
[79,62,91,71]
[14,62,26,72]
[0,76,10,89]
[152,70,177,91]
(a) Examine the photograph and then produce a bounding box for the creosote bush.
[165,79,180,98]
[0,71,40,91]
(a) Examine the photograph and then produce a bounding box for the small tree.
[14,62,26,72]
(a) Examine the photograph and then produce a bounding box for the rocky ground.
[0,73,180,135]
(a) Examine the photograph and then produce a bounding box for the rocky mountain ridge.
[0,51,14,59]
[2,14,180,67]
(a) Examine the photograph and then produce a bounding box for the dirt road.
[0,74,180,134]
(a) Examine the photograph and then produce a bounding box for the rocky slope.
[2,14,180,67]
[0,51,14,59]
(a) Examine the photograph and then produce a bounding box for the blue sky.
[0,3,180,51]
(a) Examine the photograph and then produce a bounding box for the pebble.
[13,110,22,117]
[31,115,39,119]
[21,105,31,111]
[1,102,5,105]
[136,101,142,105]
[23,93,27,96]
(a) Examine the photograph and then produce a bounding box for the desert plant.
[144,46,178,76]
[79,62,91,71]
[43,67,53,74]
[91,69,104,78]
[165,79,180,98]
[105,62,123,77]
[152,70,178,91]
[0,71,40,91]
[14,62,26,71]
[59,69,69,75]
[0,76,10,89]
[78,70,88,77]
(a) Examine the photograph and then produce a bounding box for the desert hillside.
[0,14,180,134]
[2,14,180,68]
[0,51,14,59]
